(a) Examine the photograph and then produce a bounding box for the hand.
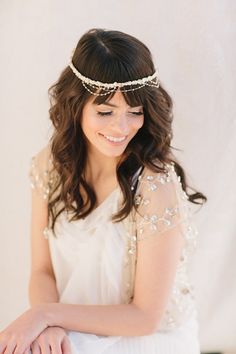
[30,326,71,354]
[0,305,47,354]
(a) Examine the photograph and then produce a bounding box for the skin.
[81,89,144,184]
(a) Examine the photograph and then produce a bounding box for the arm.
[29,271,58,306]
[39,302,154,336]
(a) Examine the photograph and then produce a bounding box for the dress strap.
[131,166,144,193]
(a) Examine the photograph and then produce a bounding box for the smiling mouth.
[99,133,128,144]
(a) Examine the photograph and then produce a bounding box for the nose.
[110,113,129,135]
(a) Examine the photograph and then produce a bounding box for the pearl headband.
[68,51,160,96]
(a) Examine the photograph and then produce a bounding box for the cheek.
[93,118,108,130]
[82,114,107,134]
[130,117,144,131]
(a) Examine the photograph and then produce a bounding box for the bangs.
[83,55,155,108]
[91,86,152,108]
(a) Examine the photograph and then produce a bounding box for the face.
[80,90,144,157]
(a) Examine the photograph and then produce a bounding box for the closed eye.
[131,112,144,115]
[97,111,112,116]
[97,111,143,116]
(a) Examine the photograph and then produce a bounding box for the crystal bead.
[143,198,150,205]
[165,207,176,216]
[181,287,190,294]
[150,183,157,191]
[134,195,142,205]
[150,214,158,223]
[159,177,166,184]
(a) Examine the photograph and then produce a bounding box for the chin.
[99,147,126,158]
[103,151,124,158]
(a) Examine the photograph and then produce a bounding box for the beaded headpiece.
[68,50,160,96]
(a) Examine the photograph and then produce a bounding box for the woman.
[0,28,207,354]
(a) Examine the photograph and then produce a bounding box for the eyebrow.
[95,102,142,108]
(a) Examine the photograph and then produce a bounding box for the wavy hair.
[47,28,207,236]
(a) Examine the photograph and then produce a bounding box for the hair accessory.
[68,50,160,96]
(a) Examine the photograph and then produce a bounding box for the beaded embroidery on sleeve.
[134,162,190,241]
[121,162,199,329]
[28,145,58,238]
[28,144,56,200]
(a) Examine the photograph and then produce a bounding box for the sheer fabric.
[28,144,200,353]
[134,162,190,240]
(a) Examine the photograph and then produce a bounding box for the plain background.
[0,1,235,353]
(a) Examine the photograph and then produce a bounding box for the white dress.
[29,144,201,354]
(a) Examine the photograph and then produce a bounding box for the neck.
[84,149,120,183]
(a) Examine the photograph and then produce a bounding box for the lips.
[99,133,128,145]
[99,133,127,139]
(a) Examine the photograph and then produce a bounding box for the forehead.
[90,90,143,107]
[94,91,128,107]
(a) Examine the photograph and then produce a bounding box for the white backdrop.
[0,1,235,352]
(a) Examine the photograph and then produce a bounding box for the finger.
[61,336,72,354]
[30,341,41,354]
[3,341,17,354]
[0,340,7,354]
[23,346,31,354]
[39,343,51,354]
[12,343,28,354]
[50,341,62,354]
[0,342,7,354]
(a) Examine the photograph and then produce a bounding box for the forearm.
[41,302,154,337]
[29,271,59,306]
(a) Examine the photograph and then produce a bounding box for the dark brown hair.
[47,28,207,236]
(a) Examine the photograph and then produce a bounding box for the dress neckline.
[91,186,120,214]
[83,166,144,217]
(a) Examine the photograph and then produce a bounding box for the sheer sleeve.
[134,162,190,242]
[28,144,55,202]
